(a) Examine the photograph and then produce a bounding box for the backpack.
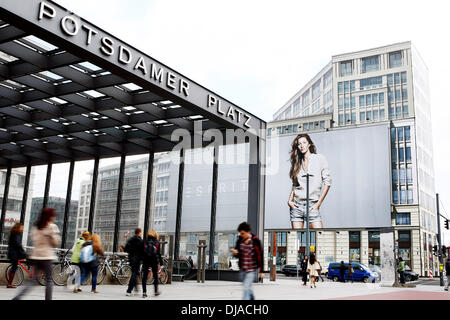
[80,244,95,263]
[144,240,158,260]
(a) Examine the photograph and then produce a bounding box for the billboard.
[264,123,392,229]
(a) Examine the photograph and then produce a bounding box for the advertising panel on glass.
[264,124,392,230]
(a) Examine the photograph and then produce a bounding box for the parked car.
[327,262,378,283]
[281,264,301,276]
[402,265,419,282]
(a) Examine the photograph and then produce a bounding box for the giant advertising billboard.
[264,123,392,229]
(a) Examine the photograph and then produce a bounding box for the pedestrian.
[188,255,194,269]
[300,256,308,286]
[123,228,144,296]
[141,230,163,298]
[339,261,346,283]
[6,223,26,288]
[316,260,324,282]
[79,234,103,293]
[232,222,264,300]
[445,257,450,291]
[69,231,90,293]
[307,253,321,288]
[347,263,354,283]
[13,208,60,300]
[398,257,406,284]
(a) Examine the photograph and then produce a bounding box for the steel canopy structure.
[0,0,266,264]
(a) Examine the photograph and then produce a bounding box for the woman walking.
[13,208,61,300]
[287,134,332,230]
[141,230,163,298]
[300,256,308,286]
[307,253,321,288]
[6,223,27,288]
[348,263,354,283]
[79,234,103,293]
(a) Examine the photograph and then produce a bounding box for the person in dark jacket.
[232,222,264,300]
[339,261,346,282]
[123,228,144,296]
[7,223,26,288]
[300,256,308,286]
[141,230,163,298]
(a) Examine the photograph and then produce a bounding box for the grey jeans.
[13,259,53,300]
[290,199,321,223]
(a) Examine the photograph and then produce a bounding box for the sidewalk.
[0,278,449,300]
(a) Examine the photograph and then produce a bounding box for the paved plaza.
[0,277,449,300]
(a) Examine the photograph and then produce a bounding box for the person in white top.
[13,208,61,300]
[287,134,331,229]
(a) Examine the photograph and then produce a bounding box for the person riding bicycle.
[6,223,26,288]
[141,229,163,298]
[70,231,91,293]
[123,228,144,296]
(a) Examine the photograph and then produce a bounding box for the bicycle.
[96,253,132,285]
[140,264,168,285]
[5,259,47,286]
[51,249,91,286]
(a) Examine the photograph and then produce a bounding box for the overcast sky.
[48,0,450,240]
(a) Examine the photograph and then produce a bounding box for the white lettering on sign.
[36,1,255,129]
[207,94,252,128]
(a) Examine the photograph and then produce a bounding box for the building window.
[389,51,403,68]
[340,60,352,77]
[361,55,380,73]
[293,98,300,116]
[350,96,355,108]
[401,71,407,83]
[312,80,321,100]
[403,105,409,117]
[360,76,382,90]
[360,112,365,122]
[351,112,356,124]
[338,114,344,125]
[379,92,385,104]
[359,96,365,107]
[402,89,408,100]
[349,231,361,262]
[302,90,310,107]
[380,109,385,120]
[323,70,332,89]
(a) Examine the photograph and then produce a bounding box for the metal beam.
[208,145,219,270]
[20,164,32,224]
[143,152,154,237]
[112,154,126,253]
[0,166,12,243]
[42,162,51,208]
[88,157,99,233]
[174,148,185,260]
[61,160,74,248]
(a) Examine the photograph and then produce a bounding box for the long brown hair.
[289,134,316,185]
[35,208,56,230]
[92,234,103,255]
[10,223,23,235]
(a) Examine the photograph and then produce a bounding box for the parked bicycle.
[140,264,168,285]
[5,259,47,286]
[96,253,131,285]
[51,249,90,286]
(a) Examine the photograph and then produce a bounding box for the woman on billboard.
[287,134,331,229]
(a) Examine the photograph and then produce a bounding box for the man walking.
[123,228,144,296]
[232,222,264,300]
[398,257,406,285]
[339,261,346,283]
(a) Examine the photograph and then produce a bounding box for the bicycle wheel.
[5,265,24,286]
[36,272,47,286]
[96,265,107,285]
[116,265,132,285]
[159,268,168,284]
[52,264,70,286]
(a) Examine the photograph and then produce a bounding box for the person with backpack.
[70,231,90,293]
[13,208,60,300]
[231,222,264,300]
[141,230,163,298]
[6,223,26,288]
[79,234,103,293]
[123,228,144,296]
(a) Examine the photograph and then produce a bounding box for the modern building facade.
[267,42,436,276]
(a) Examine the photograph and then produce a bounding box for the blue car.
[327,262,378,283]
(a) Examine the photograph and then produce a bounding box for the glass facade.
[391,126,414,205]
[361,55,380,73]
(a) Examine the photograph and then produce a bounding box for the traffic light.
[433,245,438,254]
[445,219,449,230]
[442,246,448,258]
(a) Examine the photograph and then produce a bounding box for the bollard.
[197,240,207,283]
